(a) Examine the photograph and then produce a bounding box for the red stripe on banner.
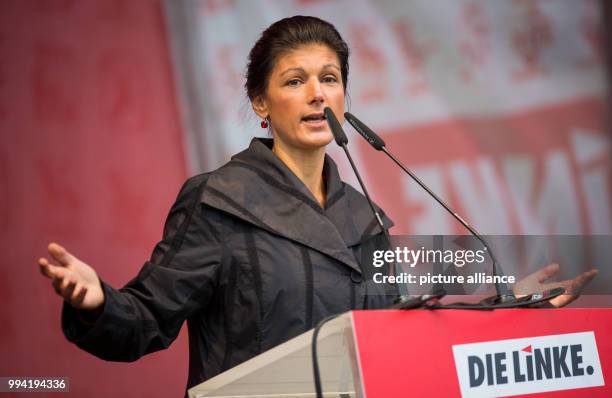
[359,97,610,234]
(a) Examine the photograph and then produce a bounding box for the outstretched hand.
[513,263,598,308]
[38,243,105,311]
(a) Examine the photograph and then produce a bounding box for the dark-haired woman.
[38,16,396,391]
[37,15,596,394]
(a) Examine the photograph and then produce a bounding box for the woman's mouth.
[301,113,327,128]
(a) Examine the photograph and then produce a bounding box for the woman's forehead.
[272,44,341,75]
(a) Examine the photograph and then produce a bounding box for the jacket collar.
[200,138,392,273]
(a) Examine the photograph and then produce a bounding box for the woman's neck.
[272,141,327,208]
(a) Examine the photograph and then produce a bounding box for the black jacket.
[62,138,396,392]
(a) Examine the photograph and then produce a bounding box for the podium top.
[188,313,357,398]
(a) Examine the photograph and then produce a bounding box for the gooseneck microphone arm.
[344,112,515,302]
[312,107,393,398]
[324,107,389,241]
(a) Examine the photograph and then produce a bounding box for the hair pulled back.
[245,15,349,102]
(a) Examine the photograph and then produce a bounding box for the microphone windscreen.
[345,112,386,150]
[324,107,348,146]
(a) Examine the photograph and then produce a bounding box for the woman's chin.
[304,130,334,148]
[275,129,334,151]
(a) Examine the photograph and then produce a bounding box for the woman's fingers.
[39,243,104,310]
[38,257,70,279]
[47,267,73,297]
[62,279,77,301]
[59,275,70,290]
[564,269,598,295]
[545,268,598,308]
[52,277,62,295]
[537,268,598,294]
[549,294,575,308]
[533,263,560,283]
[578,268,598,284]
[38,258,54,278]
[72,286,88,306]
[47,242,75,268]
[50,275,85,304]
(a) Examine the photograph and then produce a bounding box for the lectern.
[189,309,611,397]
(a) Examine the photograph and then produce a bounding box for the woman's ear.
[251,96,268,120]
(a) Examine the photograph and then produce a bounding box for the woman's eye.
[322,75,338,83]
[287,79,302,87]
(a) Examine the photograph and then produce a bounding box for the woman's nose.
[307,79,324,104]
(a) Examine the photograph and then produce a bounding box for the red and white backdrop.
[1,0,610,397]
[175,0,610,235]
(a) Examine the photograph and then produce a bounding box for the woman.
[38,16,395,392]
[38,15,596,394]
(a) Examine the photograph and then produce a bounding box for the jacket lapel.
[200,138,393,274]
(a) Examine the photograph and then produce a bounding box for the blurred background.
[1,0,610,396]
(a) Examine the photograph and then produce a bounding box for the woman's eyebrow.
[280,67,306,77]
[279,64,340,77]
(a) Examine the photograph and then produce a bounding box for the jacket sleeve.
[62,174,225,362]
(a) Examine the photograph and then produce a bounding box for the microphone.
[344,111,517,303]
[325,107,348,145]
[323,107,388,240]
[344,112,385,150]
[314,107,396,398]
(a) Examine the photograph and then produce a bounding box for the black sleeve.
[62,174,225,362]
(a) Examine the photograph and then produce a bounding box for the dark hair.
[245,15,349,101]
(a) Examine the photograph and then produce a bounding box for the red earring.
[260,119,268,129]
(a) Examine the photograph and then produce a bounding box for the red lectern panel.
[351,309,611,398]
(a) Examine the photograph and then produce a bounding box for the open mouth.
[302,113,325,125]
[301,113,326,123]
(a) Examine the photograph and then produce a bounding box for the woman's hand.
[38,243,105,310]
[513,263,598,307]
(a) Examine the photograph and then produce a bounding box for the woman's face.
[253,43,345,152]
